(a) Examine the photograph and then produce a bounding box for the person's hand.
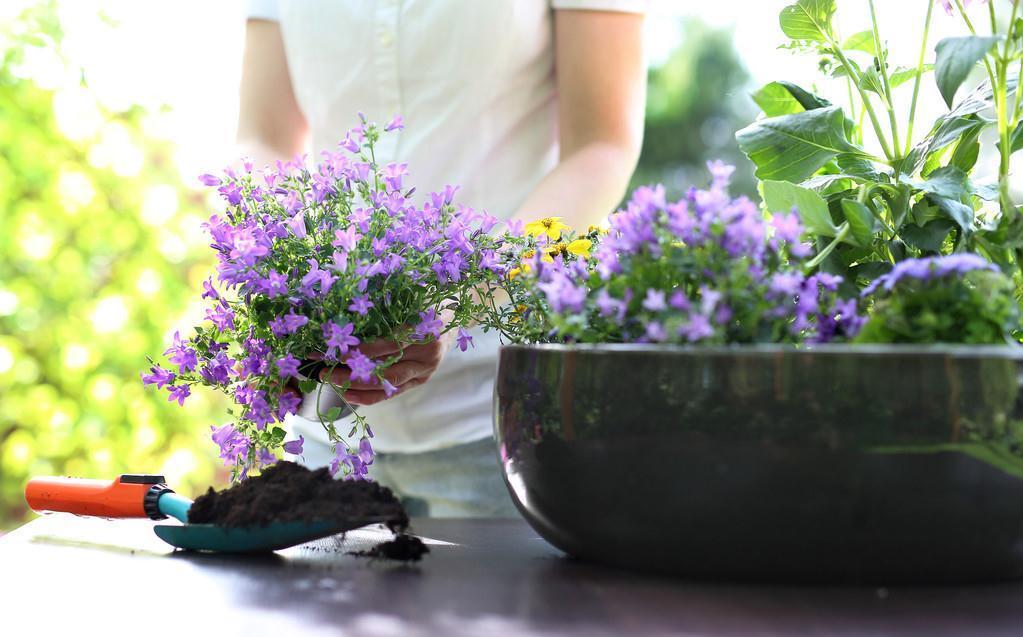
[316,329,458,406]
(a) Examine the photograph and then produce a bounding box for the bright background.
[0,0,992,528]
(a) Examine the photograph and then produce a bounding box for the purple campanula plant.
[143,116,511,480]
[488,162,864,346]
[856,254,1019,344]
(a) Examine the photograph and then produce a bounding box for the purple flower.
[282,435,305,456]
[167,384,191,406]
[198,173,220,187]
[286,212,307,239]
[211,423,249,467]
[863,254,996,296]
[141,365,175,389]
[333,227,362,252]
[385,115,404,132]
[164,332,198,374]
[413,308,445,340]
[205,303,235,331]
[348,294,374,316]
[270,310,309,337]
[276,354,300,378]
[707,160,735,191]
[324,321,360,359]
[246,392,275,430]
[771,210,803,244]
[679,314,714,342]
[456,328,474,352]
[642,289,667,312]
[345,351,377,384]
[645,321,667,342]
[277,391,302,418]
[381,163,408,191]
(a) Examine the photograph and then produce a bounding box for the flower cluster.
[856,254,1019,344]
[144,116,509,479]
[489,162,863,345]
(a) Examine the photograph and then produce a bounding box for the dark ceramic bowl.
[494,344,1023,583]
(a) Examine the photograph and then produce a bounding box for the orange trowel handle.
[25,474,167,518]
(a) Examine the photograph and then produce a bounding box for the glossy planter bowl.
[494,344,1023,583]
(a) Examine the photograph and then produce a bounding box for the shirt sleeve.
[551,0,648,13]
[244,0,279,22]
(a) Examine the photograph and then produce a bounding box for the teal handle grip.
[157,492,193,524]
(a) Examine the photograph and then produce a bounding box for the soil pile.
[187,461,408,532]
[350,533,430,562]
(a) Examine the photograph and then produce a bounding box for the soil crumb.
[188,461,408,532]
[350,534,430,562]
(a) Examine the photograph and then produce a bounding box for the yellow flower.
[524,216,570,240]
[587,224,609,236]
[544,239,591,260]
[508,267,521,280]
[566,238,592,258]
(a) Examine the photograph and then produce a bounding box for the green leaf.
[901,220,955,253]
[911,166,970,200]
[934,36,1001,108]
[926,194,974,236]
[840,199,877,247]
[298,379,318,394]
[270,427,287,444]
[949,124,982,171]
[762,180,838,237]
[736,106,867,183]
[779,0,837,42]
[843,30,877,55]
[752,82,804,117]
[860,65,934,95]
[752,81,832,117]
[889,64,933,88]
[324,407,346,421]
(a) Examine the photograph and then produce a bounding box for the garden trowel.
[24,474,381,553]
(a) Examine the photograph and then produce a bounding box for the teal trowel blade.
[153,518,384,553]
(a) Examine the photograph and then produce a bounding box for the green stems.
[831,44,895,161]
[805,223,851,270]
[868,0,901,155]
[905,0,935,156]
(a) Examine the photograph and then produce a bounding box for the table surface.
[3,514,1023,637]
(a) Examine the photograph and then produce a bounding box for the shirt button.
[379,31,394,47]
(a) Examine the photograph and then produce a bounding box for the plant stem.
[805,222,851,270]
[905,0,936,156]
[868,0,901,155]
[831,45,895,161]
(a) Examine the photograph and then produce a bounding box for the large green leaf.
[926,194,975,235]
[779,0,837,42]
[934,36,1001,108]
[911,166,971,200]
[736,106,867,183]
[840,198,877,247]
[762,179,839,237]
[901,220,954,253]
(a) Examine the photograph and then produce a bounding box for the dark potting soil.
[188,461,409,532]
[349,533,430,562]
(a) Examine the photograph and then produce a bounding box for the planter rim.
[499,342,1023,359]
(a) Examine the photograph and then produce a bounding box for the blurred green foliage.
[632,18,755,199]
[0,5,225,528]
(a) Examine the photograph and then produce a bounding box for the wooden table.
[3,514,1023,636]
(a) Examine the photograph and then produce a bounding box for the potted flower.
[143,116,509,480]
[485,159,1023,582]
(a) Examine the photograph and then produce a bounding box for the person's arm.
[512,9,646,228]
[237,19,308,165]
[324,10,646,406]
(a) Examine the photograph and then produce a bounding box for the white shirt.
[245,0,646,453]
